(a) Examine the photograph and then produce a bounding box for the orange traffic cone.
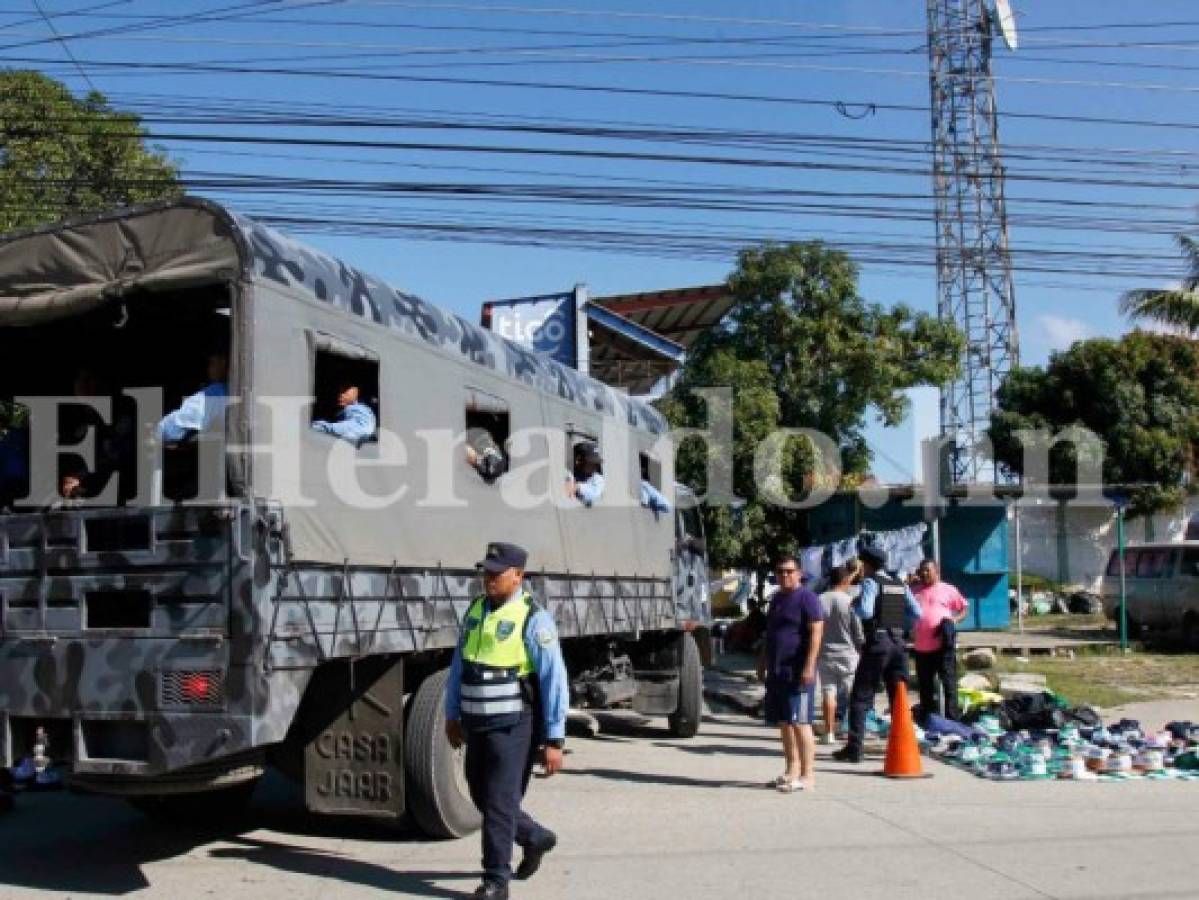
[883,681,931,779]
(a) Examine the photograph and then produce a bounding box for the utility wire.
[0,0,348,52]
[12,28,1199,76]
[9,39,1199,94]
[30,0,99,92]
[0,0,130,35]
[88,89,1199,165]
[5,3,1196,35]
[10,55,1199,132]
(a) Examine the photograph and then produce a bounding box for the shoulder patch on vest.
[535,627,554,648]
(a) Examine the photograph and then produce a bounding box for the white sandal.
[776,779,804,793]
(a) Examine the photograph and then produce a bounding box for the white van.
[1100,541,1199,647]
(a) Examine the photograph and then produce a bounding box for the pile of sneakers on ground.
[923,715,1199,782]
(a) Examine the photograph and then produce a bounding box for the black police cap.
[574,442,602,464]
[859,544,888,568]
[477,541,529,574]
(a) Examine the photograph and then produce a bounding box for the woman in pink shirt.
[912,559,969,723]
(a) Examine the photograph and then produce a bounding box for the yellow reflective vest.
[462,594,535,676]
[459,594,535,729]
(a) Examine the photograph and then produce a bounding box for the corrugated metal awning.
[593,284,735,350]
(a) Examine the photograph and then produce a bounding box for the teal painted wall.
[806,495,1010,631]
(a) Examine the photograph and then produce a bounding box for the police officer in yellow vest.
[446,542,569,900]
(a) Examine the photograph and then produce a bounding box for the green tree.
[1119,235,1199,334]
[988,331,1199,517]
[0,70,181,234]
[658,242,963,570]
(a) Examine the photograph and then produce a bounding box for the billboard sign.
[483,289,580,368]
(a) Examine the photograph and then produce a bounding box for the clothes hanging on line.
[800,522,928,583]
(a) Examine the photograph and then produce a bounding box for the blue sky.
[3,0,1196,480]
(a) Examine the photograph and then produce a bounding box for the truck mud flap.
[303,658,404,820]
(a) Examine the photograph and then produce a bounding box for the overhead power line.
[10,55,1199,132]
[1,3,1193,298]
[8,39,1199,94]
[30,0,98,92]
[0,0,131,35]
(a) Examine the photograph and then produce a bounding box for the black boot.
[472,881,508,899]
[832,745,863,763]
[515,832,557,880]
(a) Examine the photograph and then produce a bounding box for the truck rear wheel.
[667,632,703,738]
[404,668,481,839]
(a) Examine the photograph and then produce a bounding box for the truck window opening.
[310,350,380,447]
[464,388,510,483]
[640,451,662,490]
[0,287,233,509]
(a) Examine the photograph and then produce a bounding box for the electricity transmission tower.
[925,0,1020,484]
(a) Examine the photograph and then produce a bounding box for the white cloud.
[1036,314,1094,351]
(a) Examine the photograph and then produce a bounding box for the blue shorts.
[764,681,816,726]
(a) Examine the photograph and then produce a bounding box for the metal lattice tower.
[926,0,1019,484]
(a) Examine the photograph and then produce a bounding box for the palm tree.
[1119,235,1199,334]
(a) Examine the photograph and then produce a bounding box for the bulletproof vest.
[459,594,536,731]
[866,573,909,633]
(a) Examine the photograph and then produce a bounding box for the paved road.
[2,709,1197,900]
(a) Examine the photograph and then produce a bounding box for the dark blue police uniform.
[834,549,921,763]
[446,543,570,899]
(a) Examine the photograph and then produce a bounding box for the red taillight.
[161,670,224,707]
[180,673,212,703]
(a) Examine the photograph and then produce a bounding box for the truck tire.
[404,668,481,839]
[667,632,703,738]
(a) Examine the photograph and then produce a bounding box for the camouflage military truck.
[0,198,710,837]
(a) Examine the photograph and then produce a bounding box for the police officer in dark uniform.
[832,543,921,764]
[445,542,569,900]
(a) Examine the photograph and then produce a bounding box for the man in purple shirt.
[756,553,825,793]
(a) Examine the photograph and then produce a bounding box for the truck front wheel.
[404,668,482,839]
[667,632,703,738]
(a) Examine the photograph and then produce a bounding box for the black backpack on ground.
[998,691,1065,731]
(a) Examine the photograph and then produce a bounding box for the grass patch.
[992,650,1199,709]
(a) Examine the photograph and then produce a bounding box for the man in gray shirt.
[817,561,865,745]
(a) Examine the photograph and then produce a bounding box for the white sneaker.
[821,732,835,745]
